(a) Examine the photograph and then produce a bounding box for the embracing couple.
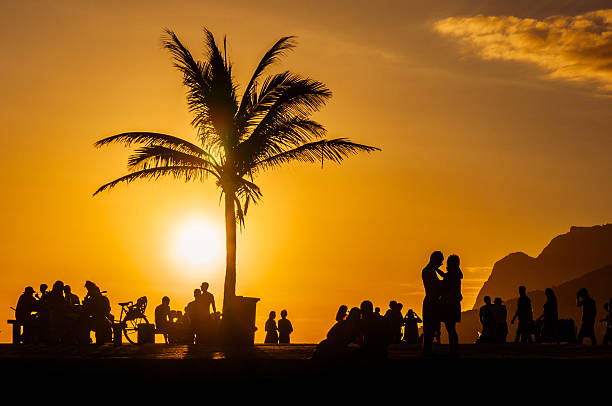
[421,251,463,357]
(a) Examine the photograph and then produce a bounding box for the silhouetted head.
[429,251,444,268]
[360,300,374,317]
[545,288,556,303]
[484,296,491,305]
[493,297,502,305]
[52,281,64,294]
[336,305,348,322]
[84,280,96,290]
[269,311,276,320]
[201,282,209,292]
[24,286,34,296]
[40,284,48,293]
[347,307,361,321]
[374,307,381,315]
[577,288,588,298]
[281,309,287,318]
[193,289,201,299]
[64,285,72,295]
[519,286,526,296]
[407,309,414,317]
[162,296,170,305]
[397,303,403,311]
[389,300,397,309]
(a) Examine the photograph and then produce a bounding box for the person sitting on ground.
[493,297,508,343]
[155,296,171,344]
[314,307,362,360]
[359,300,393,359]
[479,296,496,343]
[278,309,293,344]
[511,286,534,343]
[403,309,421,344]
[264,311,279,344]
[16,286,39,343]
[335,305,348,322]
[63,285,80,307]
[538,288,559,343]
[577,288,597,345]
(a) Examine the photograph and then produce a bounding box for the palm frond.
[247,74,331,141]
[94,132,206,155]
[235,37,296,131]
[127,145,221,173]
[93,166,218,196]
[251,138,380,171]
[236,118,326,175]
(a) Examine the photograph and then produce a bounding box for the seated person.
[155,296,171,343]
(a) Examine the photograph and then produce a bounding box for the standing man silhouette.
[511,286,534,343]
[421,251,444,356]
[200,282,216,315]
[577,288,597,345]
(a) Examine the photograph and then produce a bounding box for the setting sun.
[172,218,223,269]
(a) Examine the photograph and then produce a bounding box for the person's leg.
[445,321,458,355]
[423,318,433,354]
[578,324,585,344]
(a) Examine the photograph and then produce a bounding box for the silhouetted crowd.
[477,285,612,345]
[315,250,612,359]
[154,282,220,344]
[15,280,112,344]
[313,300,425,360]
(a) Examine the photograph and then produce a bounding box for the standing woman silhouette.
[264,311,279,344]
[438,254,463,356]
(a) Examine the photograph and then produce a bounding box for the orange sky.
[2,0,612,343]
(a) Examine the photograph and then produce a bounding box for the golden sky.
[2,0,612,342]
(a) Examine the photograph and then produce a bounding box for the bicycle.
[117,296,149,344]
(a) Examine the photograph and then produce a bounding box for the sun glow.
[173,218,223,269]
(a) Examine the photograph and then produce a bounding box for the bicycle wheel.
[122,315,149,344]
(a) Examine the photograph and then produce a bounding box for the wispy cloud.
[434,9,612,90]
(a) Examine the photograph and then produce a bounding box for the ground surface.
[1,343,609,390]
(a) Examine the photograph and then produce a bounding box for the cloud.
[434,9,612,90]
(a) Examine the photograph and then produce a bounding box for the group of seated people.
[154,282,220,344]
[15,280,112,344]
[313,300,423,359]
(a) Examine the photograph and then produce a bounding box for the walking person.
[538,288,558,343]
[421,251,444,356]
[511,286,534,343]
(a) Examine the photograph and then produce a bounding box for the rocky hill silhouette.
[458,264,612,343]
[473,224,612,310]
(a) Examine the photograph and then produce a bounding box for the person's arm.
[211,294,216,313]
[436,269,447,279]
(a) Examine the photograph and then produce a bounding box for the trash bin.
[113,323,123,346]
[222,296,260,346]
[137,323,155,344]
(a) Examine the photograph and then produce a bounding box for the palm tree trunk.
[222,190,237,313]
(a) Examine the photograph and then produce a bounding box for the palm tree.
[94,28,379,313]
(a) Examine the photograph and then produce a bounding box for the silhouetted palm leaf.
[95,27,379,307]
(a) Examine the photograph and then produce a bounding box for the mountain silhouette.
[473,224,612,310]
[457,264,612,343]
